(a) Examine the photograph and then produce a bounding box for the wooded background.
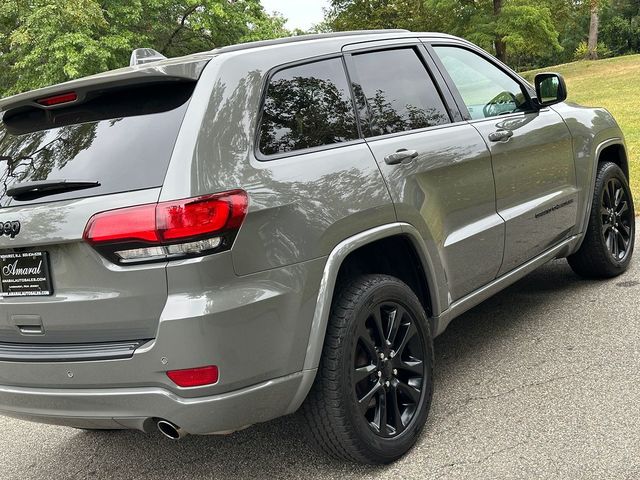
[1,0,639,96]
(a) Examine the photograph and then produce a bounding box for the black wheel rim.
[601,177,633,261]
[352,301,425,438]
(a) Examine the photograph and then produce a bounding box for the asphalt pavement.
[1,256,638,480]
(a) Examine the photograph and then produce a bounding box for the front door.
[344,43,504,301]
[429,44,578,274]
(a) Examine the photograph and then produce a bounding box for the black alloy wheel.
[303,274,433,464]
[601,176,633,261]
[353,301,426,438]
[568,161,635,278]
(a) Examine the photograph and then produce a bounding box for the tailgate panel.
[0,189,167,344]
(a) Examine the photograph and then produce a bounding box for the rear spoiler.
[0,54,213,114]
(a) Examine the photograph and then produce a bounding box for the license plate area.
[0,251,53,297]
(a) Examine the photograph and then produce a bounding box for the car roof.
[211,29,453,54]
[209,30,461,57]
[0,30,460,112]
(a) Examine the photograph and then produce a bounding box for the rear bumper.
[0,369,315,434]
[0,246,326,433]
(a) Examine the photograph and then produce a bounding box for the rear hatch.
[0,58,208,346]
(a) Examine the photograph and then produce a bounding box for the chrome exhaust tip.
[157,420,186,440]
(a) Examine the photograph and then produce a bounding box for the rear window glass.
[0,83,193,207]
[258,58,359,156]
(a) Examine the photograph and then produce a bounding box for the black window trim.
[342,42,458,141]
[423,40,542,122]
[253,53,365,162]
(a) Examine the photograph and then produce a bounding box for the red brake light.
[37,92,78,106]
[157,190,247,242]
[167,365,219,387]
[84,203,158,245]
[83,190,248,263]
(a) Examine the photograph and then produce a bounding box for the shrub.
[574,41,612,60]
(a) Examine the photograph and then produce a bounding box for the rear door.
[344,41,504,301]
[428,43,578,275]
[0,82,193,344]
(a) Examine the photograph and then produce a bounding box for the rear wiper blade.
[7,179,100,200]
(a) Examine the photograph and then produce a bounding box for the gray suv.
[0,30,634,464]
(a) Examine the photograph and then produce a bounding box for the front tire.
[568,161,635,278]
[302,274,434,464]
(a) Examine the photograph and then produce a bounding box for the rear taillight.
[83,190,248,264]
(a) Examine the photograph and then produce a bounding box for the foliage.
[325,0,430,31]
[3,0,640,98]
[495,3,562,62]
[325,0,640,69]
[0,1,288,97]
[599,1,640,55]
[574,40,611,60]
[326,0,563,65]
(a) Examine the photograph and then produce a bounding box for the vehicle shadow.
[425,259,600,420]
[25,260,618,479]
[433,258,592,369]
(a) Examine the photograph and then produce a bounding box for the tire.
[302,274,434,464]
[568,161,635,278]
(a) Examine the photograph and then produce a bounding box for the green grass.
[522,54,640,200]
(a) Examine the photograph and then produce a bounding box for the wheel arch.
[572,137,629,253]
[598,142,629,180]
[334,236,433,317]
[301,223,442,373]
[287,223,443,414]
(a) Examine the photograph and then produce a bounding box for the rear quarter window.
[258,57,359,157]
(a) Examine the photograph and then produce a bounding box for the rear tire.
[302,274,433,464]
[568,161,635,278]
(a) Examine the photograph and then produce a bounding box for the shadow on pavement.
[32,260,603,479]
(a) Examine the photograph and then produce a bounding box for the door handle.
[488,129,514,142]
[384,149,419,165]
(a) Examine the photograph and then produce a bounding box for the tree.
[493,0,507,61]
[600,0,640,54]
[0,1,288,97]
[494,1,563,64]
[326,0,562,65]
[325,0,429,32]
[587,0,601,59]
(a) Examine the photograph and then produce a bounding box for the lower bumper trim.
[0,339,150,362]
[0,369,316,435]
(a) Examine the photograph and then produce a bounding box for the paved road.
[1,257,639,480]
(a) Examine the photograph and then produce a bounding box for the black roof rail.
[212,29,411,54]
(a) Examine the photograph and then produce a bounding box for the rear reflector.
[36,92,78,106]
[167,365,219,387]
[83,190,248,264]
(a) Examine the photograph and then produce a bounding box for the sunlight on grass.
[523,54,640,200]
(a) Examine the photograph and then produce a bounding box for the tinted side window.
[432,46,530,120]
[259,58,359,156]
[349,48,449,137]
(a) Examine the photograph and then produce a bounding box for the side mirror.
[534,73,567,107]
